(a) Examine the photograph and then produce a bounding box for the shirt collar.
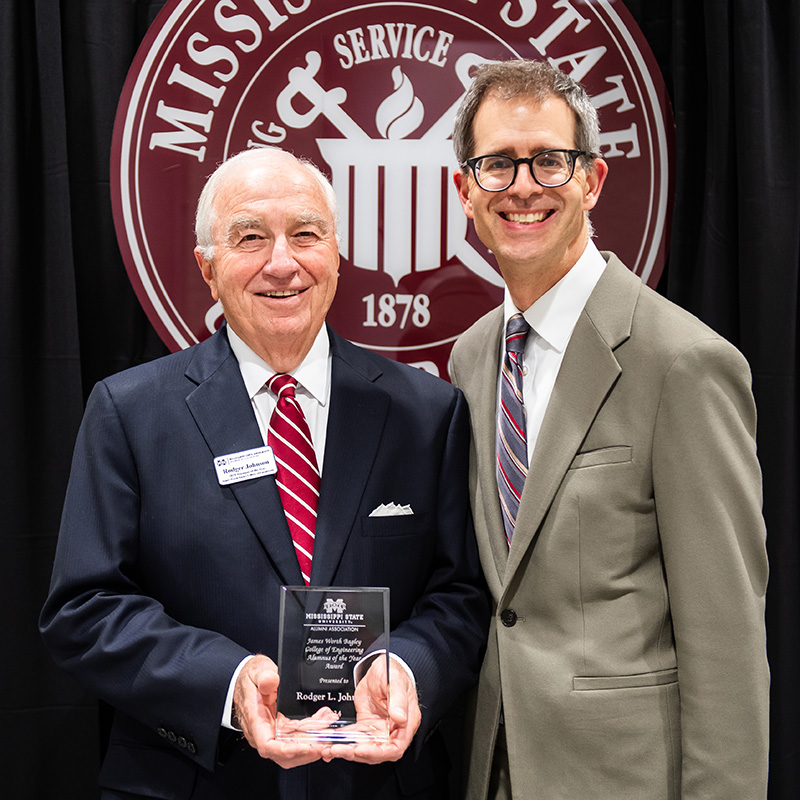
[503,240,606,352]
[226,324,331,406]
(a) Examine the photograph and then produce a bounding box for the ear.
[582,157,609,212]
[194,247,220,302]
[453,169,475,219]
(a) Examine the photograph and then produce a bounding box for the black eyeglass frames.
[463,150,589,192]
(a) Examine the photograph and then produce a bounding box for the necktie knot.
[505,313,530,359]
[267,373,297,400]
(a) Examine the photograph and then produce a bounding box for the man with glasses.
[448,59,768,799]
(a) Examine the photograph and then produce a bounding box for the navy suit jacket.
[40,325,489,799]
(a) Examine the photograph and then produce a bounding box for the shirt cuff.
[222,655,255,730]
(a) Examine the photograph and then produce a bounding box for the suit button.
[167,731,177,742]
[187,742,197,754]
[177,737,187,749]
[157,727,168,739]
[500,609,517,627]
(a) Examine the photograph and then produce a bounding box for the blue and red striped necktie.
[497,313,531,545]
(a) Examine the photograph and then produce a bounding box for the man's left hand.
[323,656,421,764]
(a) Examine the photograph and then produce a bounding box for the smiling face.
[195,152,340,371]
[454,92,607,309]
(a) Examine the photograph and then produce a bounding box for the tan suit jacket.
[449,253,769,800]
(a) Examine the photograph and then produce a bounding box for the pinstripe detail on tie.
[267,374,320,583]
[497,313,530,545]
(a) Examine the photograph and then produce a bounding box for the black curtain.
[1,2,168,796]
[3,1,796,796]
[639,2,800,792]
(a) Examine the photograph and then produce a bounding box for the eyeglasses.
[463,150,588,192]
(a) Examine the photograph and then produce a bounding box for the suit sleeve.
[39,381,249,771]
[652,337,769,798]
[384,388,490,744]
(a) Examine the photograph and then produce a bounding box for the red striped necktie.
[267,374,320,584]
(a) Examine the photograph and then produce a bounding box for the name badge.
[214,446,277,486]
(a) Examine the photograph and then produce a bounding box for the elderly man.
[40,147,489,799]
[448,60,769,799]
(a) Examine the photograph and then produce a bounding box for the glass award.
[276,586,391,743]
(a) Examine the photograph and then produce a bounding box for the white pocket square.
[369,502,414,517]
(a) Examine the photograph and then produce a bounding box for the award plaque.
[276,586,391,743]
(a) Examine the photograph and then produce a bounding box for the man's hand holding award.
[233,586,420,767]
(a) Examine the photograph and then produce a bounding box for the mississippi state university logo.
[111,0,673,377]
[322,598,347,615]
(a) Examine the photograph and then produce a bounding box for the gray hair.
[452,59,601,172]
[194,147,340,261]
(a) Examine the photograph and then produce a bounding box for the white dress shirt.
[500,240,607,461]
[227,325,332,472]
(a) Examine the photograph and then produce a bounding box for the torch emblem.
[260,50,503,289]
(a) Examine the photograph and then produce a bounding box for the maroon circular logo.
[112,0,673,378]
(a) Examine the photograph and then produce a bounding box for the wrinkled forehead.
[213,162,333,231]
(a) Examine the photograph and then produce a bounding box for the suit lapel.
[310,328,390,586]
[455,308,509,591]
[183,328,303,586]
[505,255,640,581]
